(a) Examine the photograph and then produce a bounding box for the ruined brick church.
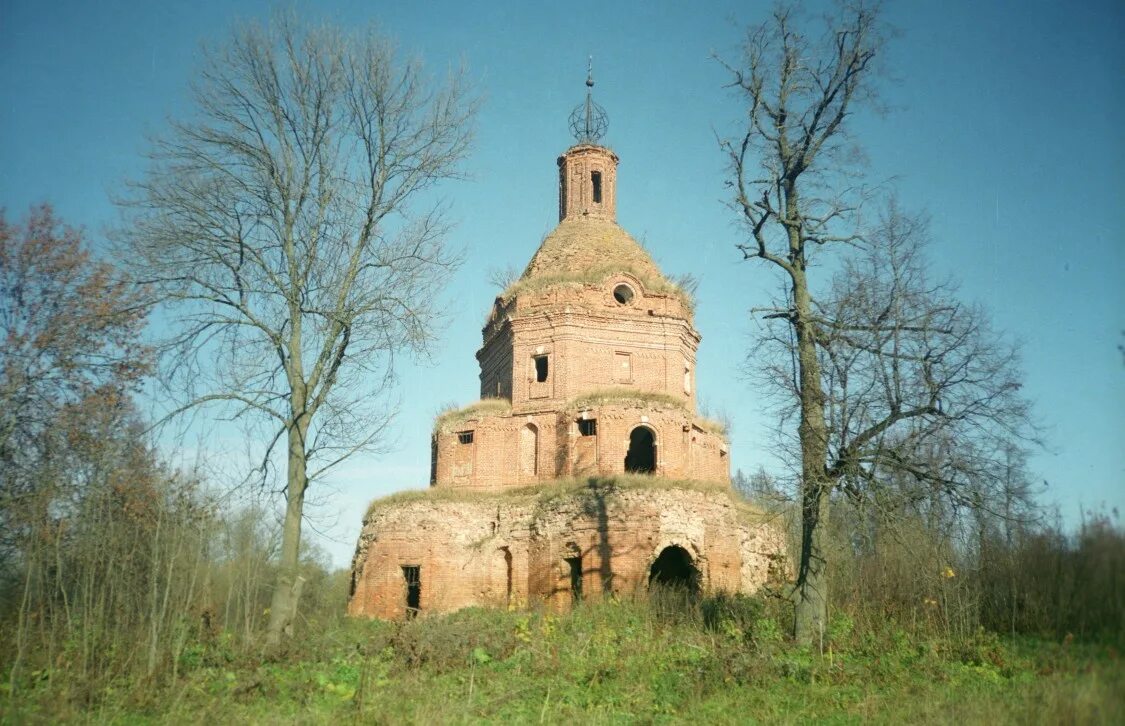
[348,74,784,619]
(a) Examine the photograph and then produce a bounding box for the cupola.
[557,58,617,222]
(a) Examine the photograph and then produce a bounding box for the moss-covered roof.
[517,217,666,289]
[433,398,512,433]
[365,476,758,518]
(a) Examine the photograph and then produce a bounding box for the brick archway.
[625,425,656,474]
[648,545,700,596]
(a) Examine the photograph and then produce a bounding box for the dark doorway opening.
[501,547,513,606]
[402,565,421,618]
[648,546,700,596]
[534,355,549,382]
[565,556,583,603]
[625,426,656,473]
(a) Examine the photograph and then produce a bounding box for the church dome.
[518,216,666,288]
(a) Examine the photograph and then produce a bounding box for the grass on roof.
[433,391,727,438]
[364,475,763,520]
[433,398,511,433]
[568,388,688,411]
[695,416,729,437]
[500,264,693,310]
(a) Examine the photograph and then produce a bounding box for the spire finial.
[569,56,608,144]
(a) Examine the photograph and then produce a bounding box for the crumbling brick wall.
[348,485,786,619]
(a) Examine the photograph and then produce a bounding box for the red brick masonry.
[348,142,786,619]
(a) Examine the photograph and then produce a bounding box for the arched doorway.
[624,426,655,473]
[648,545,700,596]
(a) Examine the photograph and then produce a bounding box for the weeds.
[3,592,1122,723]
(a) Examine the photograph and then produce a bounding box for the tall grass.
[6,587,1120,723]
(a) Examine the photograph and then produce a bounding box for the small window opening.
[613,283,635,305]
[534,355,549,383]
[591,171,603,203]
[457,431,474,445]
[565,556,583,602]
[578,418,597,436]
[402,565,421,618]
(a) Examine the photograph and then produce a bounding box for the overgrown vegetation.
[366,475,741,517]
[433,398,512,433]
[568,388,689,412]
[501,263,693,308]
[4,585,1121,723]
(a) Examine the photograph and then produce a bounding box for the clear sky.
[2,0,1123,567]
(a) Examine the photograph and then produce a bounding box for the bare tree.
[721,5,1035,643]
[117,16,475,644]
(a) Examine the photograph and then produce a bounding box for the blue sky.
[2,0,1122,566]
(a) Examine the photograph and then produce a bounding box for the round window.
[613,283,635,305]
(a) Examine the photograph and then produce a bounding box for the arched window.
[624,426,656,474]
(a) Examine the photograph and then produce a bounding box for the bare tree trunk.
[266,413,310,646]
[792,262,832,644]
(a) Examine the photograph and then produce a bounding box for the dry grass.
[501,263,692,307]
[695,416,729,437]
[433,398,511,433]
[364,475,751,519]
[433,390,726,438]
[567,387,688,411]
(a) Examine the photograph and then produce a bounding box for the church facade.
[348,84,785,619]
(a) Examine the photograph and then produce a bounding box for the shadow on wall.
[581,479,615,594]
[562,479,705,606]
[544,478,620,603]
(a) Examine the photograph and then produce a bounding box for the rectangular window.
[578,418,597,436]
[534,355,549,383]
[591,171,602,203]
[457,431,474,445]
[613,352,632,383]
[402,565,421,619]
[565,556,583,602]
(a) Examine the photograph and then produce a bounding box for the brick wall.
[348,486,787,619]
[557,144,618,222]
[351,140,756,621]
[431,402,728,488]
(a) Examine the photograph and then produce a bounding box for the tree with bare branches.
[721,5,1036,643]
[117,16,475,644]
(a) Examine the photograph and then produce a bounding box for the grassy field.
[5,594,1121,725]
